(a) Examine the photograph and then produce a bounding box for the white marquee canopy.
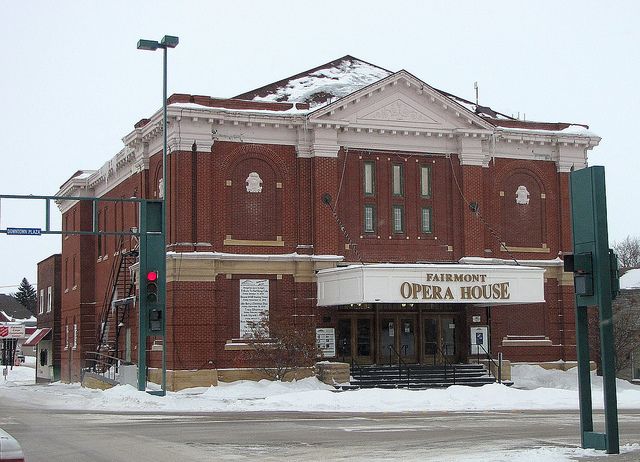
[316,263,545,306]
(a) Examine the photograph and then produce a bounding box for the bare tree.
[246,314,318,381]
[613,292,640,373]
[589,291,640,375]
[612,236,640,273]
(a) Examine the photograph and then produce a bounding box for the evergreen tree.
[13,278,37,315]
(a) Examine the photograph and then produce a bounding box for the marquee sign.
[316,264,545,306]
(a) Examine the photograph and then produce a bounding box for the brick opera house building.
[47,56,600,386]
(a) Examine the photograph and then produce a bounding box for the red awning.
[23,328,51,347]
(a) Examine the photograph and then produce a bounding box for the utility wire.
[448,155,520,266]
[322,194,365,266]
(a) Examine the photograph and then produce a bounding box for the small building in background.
[24,254,62,382]
[0,294,37,363]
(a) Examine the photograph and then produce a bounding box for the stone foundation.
[147,368,219,391]
[315,362,350,385]
[216,367,314,383]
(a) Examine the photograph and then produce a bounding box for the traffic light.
[564,252,594,297]
[146,271,159,303]
[144,270,162,332]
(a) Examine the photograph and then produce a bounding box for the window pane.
[393,206,404,233]
[421,166,431,197]
[364,162,374,195]
[392,164,403,196]
[364,205,375,233]
[422,207,432,233]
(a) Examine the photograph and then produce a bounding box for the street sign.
[6,227,41,236]
[0,324,25,338]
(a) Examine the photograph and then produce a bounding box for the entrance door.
[423,315,457,365]
[380,315,417,364]
[336,316,374,364]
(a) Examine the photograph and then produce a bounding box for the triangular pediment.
[309,70,494,132]
[360,99,439,124]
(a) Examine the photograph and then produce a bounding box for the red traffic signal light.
[146,271,159,303]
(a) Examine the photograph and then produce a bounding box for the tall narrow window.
[72,255,76,288]
[73,322,78,350]
[420,165,432,197]
[392,164,403,196]
[364,205,376,233]
[65,323,69,350]
[39,289,44,314]
[363,162,375,195]
[392,205,404,234]
[103,206,109,256]
[97,211,102,257]
[421,207,433,233]
[64,258,68,290]
[47,286,52,312]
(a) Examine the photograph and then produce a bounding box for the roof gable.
[310,70,495,131]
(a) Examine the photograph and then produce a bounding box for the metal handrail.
[387,344,411,388]
[424,341,457,385]
[84,351,122,381]
[473,343,502,383]
[350,355,365,377]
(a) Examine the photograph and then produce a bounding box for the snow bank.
[1,364,639,413]
[620,268,640,289]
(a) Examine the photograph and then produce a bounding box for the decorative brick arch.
[152,162,162,199]
[220,144,287,242]
[494,161,549,249]
[219,143,289,181]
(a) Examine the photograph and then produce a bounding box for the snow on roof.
[169,102,309,116]
[620,268,640,290]
[234,55,392,109]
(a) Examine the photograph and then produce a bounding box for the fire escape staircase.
[93,238,138,372]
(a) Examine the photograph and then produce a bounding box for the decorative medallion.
[515,185,530,205]
[364,100,436,123]
[246,172,263,193]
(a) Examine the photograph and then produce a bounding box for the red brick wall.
[58,138,579,372]
[37,254,61,370]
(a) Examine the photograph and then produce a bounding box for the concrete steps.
[342,363,498,389]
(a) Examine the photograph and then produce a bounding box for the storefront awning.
[316,263,545,306]
[23,328,52,347]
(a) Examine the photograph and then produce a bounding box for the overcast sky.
[1,1,637,292]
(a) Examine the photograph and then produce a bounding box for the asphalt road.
[2,402,640,461]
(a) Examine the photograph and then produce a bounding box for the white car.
[0,428,25,462]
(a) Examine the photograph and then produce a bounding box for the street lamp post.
[137,35,179,395]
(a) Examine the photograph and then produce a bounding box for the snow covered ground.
[2,363,640,461]
[1,362,639,413]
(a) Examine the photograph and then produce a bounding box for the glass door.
[440,317,456,359]
[337,316,374,364]
[380,317,395,364]
[399,317,417,363]
[336,318,352,361]
[423,317,439,365]
[381,315,417,364]
[355,318,373,363]
[423,315,457,365]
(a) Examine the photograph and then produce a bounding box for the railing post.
[498,352,503,384]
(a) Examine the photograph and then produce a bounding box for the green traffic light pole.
[137,35,179,395]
